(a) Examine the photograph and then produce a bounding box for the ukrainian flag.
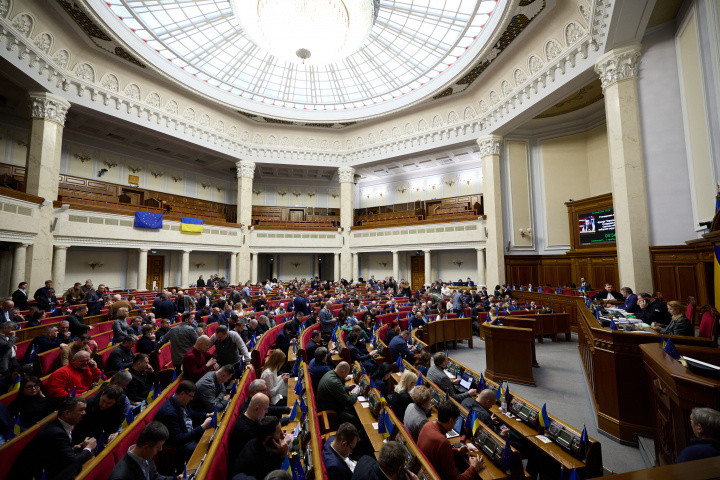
[714,190,720,310]
[180,217,203,233]
[290,400,302,422]
[281,456,291,474]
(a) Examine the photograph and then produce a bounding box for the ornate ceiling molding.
[594,42,641,91]
[0,0,612,169]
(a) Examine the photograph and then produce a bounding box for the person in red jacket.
[45,350,101,401]
[182,335,217,382]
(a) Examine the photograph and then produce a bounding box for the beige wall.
[506,141,532,247]
[539,125,611,247]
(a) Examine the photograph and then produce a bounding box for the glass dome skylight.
[96,0,506,122]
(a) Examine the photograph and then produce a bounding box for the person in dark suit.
[388,331,414,362]
[274,323,293,357]
[618,287,639,314]
[578,278,591,291]
[650,301,694,337]
[352,441,418,480]
[106,336,138,372]
[346,333,378,374]
[11,282,29,311]
[33,280,53,309]
[293,293,310,317]
[305,329,323,362]
[66,305,91,338]
[196,276,206,288]
[108,421,179,480]
[9,397,97,480]
[227,392,270,469]
[322,423,360,480]
[677,407,720,463]
[153,380,213,466]
[153,293,177,320]
[637,293,671,326]
[22,325,65,362]
[231,416,292,480]
[461,389,510,436]
[72,384,125,445]
[590,283,623,302]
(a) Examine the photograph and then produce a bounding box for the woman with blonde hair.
[651,300,694,336]
[261,349,289,405]
[388,369,418,421]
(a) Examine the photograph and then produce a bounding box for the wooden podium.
[481,323,535,386]
[640,343,720,465]
[420,317,473,350]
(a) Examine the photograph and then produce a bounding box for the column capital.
[138,248,149,253]
[477,135,503,157]
[475,247,486,252]
[338,166,355,183]
[20,243,31,248]
[182,249,192,254]
[594,43,641,91]
[423,249,432,253]
[235,159,256,179]
[28,91,70,126]
[391,250,399,254]
[54,245,69,251]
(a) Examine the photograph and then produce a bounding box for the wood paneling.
[650,244,713,307]
[147,255,164,291]
[410,255,424,290]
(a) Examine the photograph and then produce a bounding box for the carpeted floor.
[449,333,647,475]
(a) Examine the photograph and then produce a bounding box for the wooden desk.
[481,324,535,386]
[601,457,720,479]
[640,343,720,465]
[509,312,572,342]
[420,317,474,350]
[512,291,713,443]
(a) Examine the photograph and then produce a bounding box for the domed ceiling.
[89,0,512,123]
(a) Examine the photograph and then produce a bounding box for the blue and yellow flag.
[180,217,203,233]
[540,403,550,429]
[377,409,387,437]
[209,406,219,428]
[416,375,424,386]
[9,375,21,393]
[121,409,134,429]
[395,355,403,371]
[146,384,156,403]
[478,373,486,391]
[294,378,303,396]
[290,400,302,422]
[579,425,588,453]
[280,456,291,474]
[714,190,720,311]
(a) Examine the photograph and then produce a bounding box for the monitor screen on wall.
[578,208,616,245]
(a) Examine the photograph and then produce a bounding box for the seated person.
[591,283,623,303]
[305,330,323,363]
[317,362,358,426]
[637,293,671,326]
[618,287,639,314]
[154,380,213,464]
[45,350,102,400]
[415,351,431,376]
[461,389,510,437]
[427,352,476,402]
[353,440,419,480]
[371,363,394,398]
[417,401,483,480]
[8,375,55,428]
[231,416,292,480]
[677,407,720,463]
[322,422,360,480]
[136,324,157,354]
[108,421,176,480]
[409,312,428,330]
[388,370,417,422]
[192,365,234,413]
[274,323,293,357]
[238,378,290,419]
[404,385,432,440]
[388,330,415,362]
[72,384,125,446]
[228,392,270,467]
[309,347,332,392]
[346,333,378,374]
[650,301,694,336]
[105,335,138,372]
[23,325,65,362]
[125,353,156,403]
[383,321,401,345]
[60,334,97,366]
[9,397,97,480]
[155,318,172,343]
[184,335,218,383]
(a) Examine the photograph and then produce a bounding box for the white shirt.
[58,418,74,441]
[331,444,357,472]
[261,367,287,405]
[605,292,615,301]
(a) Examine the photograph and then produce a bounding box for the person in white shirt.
[260,349,289,405]
[322,422,360,479]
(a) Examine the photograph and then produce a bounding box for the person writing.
[650,301,694,336]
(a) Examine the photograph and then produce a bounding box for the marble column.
[423,250,432,286]
[312,254,319,278]
[180,250,190,287]
[595,44,652,292]
[11,243,30,293]
[476,248,487,287]
[352,252,360,282]
[339,166,355,280]
[334,253,340,282]
[229,252,238,285]
[51,246,68,293]
[137,248,148,291]
[251,252,259,284]
[392,250,399,282]
[236,160,255,283]
[272,254,278,281]
[478,135,506,288]
[25,92,70,288]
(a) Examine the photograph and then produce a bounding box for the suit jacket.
[322,436,354,480]
[0,333,17,375]
[108,451,175,480]
[351,456,387,480]
[12,289,29,310]
[153,299,177,320]
[66,313,90,338]
[591,290,623,302]
[10,418,93,480]
[293,296,310,316]
[154,395,206,450]
[660,315,694,337]
[427,364,469,402]
[388,335,413,362]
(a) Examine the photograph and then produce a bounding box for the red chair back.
[698,311,715,339]
[686,303,696,324]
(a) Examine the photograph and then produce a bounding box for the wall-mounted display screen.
[578,208,616,244]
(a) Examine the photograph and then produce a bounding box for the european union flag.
[378,409,386,436]
[478,373,486,391]
[68,387,77,398]
[579,425,588,453]
[395,355,403,371]
[291,455,306,480]
[209,406,218,428]
[464,409,475,432]
[134,211,163,229]
[445,390,450,401]
[663,338,681,360]
[93,432,105,455]
[609,318,618,330]
[501,436,513,469]
[294,378,303,396]
[569,469,580,480]
[495,386,501,401]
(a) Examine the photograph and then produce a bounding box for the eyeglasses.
[25,384,40,389]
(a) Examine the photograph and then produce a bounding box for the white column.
[595,44,652,292]
[423,250,432,286]
[334,253,340,282]
[392,250,399,282]
[137,248,148,291]
[339,166,355,280]
[272,254,279,281]
[312,254,319,278]
[236,160,255,283]
[51,246,68,293]
[180,249,190,287]
[478,135,506,288]
[352,253,360,282]
[25,92,70,288]
[230,252,238,285]
[251,252,259,284]
[11,243,29,292]
[476,248,486,287]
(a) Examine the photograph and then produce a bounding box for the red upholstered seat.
[686,303,696,325]
[38,348,60,376]
[698,311,715,339]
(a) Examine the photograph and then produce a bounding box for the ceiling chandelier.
[233,0,378,65]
